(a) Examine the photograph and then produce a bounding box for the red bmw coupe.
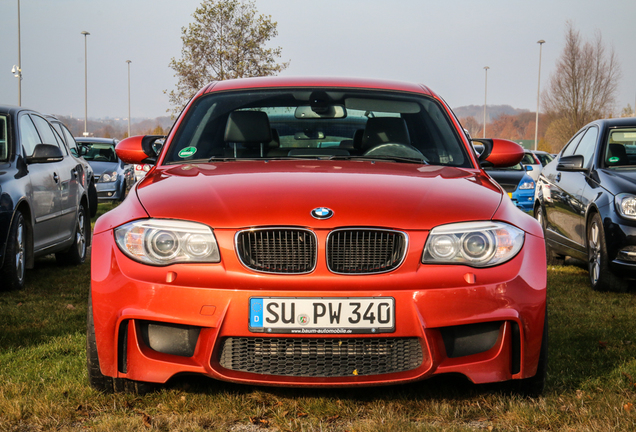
[88,77,547,395]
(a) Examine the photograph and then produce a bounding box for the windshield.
[164,89,470,167]
[605,128,636,168]
[80,143,118,162]
[0,115,7,161]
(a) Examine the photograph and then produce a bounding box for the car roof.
[202,76,435,97]
[593,117,636,127]
[0,105,39,116]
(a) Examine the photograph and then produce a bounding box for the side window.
[521,154,536,164]
[561,129,585,157]
[573,126,599,168]
[31,115,62,149]
[19,115,42,156]
[62,126,79,156]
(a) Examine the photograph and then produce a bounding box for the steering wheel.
[362,143,427,162]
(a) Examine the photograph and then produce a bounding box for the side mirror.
[472,138,524,168]
[525,165,534,171]
[557,154,586,171]
[26,144,64,164]
[116,135,164,165]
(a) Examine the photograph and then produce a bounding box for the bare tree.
[166,0,289,116]
[543,21,621,150]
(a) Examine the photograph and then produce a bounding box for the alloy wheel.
[76,208,86,258]
[15,219,25,284]
[588,221,601,285]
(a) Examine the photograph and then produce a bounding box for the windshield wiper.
[326,155,428,164]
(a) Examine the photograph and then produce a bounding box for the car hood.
[133,161,504,231]
[88,161,120,177]
[597,168,636,195]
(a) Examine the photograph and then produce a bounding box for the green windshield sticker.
[609,156,619,163]
[178,147,197,158]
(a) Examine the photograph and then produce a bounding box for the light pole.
[126,60,132,137]
[483,66,490,138]
[81,31,90,137]
[534,40,545,151]
[12,0,22,106]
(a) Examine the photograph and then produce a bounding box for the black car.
[0,105,91,290]
[535,117,636,291]
[45,115,98,217]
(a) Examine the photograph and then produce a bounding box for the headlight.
[518,180,535,190]
[99,171,118,183]
[615,193,636,219]
[422,221,524,267]
[114,219,221,265]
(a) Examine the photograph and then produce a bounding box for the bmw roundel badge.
[311,207,334,220]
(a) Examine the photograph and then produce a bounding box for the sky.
[0,0,635,120]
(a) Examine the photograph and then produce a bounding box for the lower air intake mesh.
[218,337,423,377]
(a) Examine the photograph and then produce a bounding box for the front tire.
[88,181,98,218]
[0,211,27,291]
[56,203,89,266]
[587,213,628,292]
[118,181,127,202]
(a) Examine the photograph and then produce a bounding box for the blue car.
[75,137,134,201]
[485,163,536,213]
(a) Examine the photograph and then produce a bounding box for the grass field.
[1,203,635,431]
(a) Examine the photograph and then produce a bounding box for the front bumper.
[96,181,123,200]
[91,228,546,387]
[605,219,636,278]
[512,189,535,213]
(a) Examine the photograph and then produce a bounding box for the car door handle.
[555,173,561,182]
[53,172,59,183]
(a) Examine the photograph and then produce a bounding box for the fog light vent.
[139,321,200,357]
[439,321,502,358]
[617,246,636,262]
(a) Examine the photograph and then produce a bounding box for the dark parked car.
[45,116,98,217]
[0,105,91,290]
[535,117,636,291]
[75,137,134,201]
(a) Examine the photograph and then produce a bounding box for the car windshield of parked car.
[164,89,471,167]
[82,143,118,162]
[0,115,7,161]
[605,128,636,168]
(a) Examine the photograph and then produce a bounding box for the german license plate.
[249,297,395,334]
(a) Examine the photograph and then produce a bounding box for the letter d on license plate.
[249,297,395,334]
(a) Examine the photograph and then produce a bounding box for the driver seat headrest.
[224,111,272,144]
[361,117,410,149]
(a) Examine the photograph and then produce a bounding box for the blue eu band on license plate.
[249,297,395,334]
